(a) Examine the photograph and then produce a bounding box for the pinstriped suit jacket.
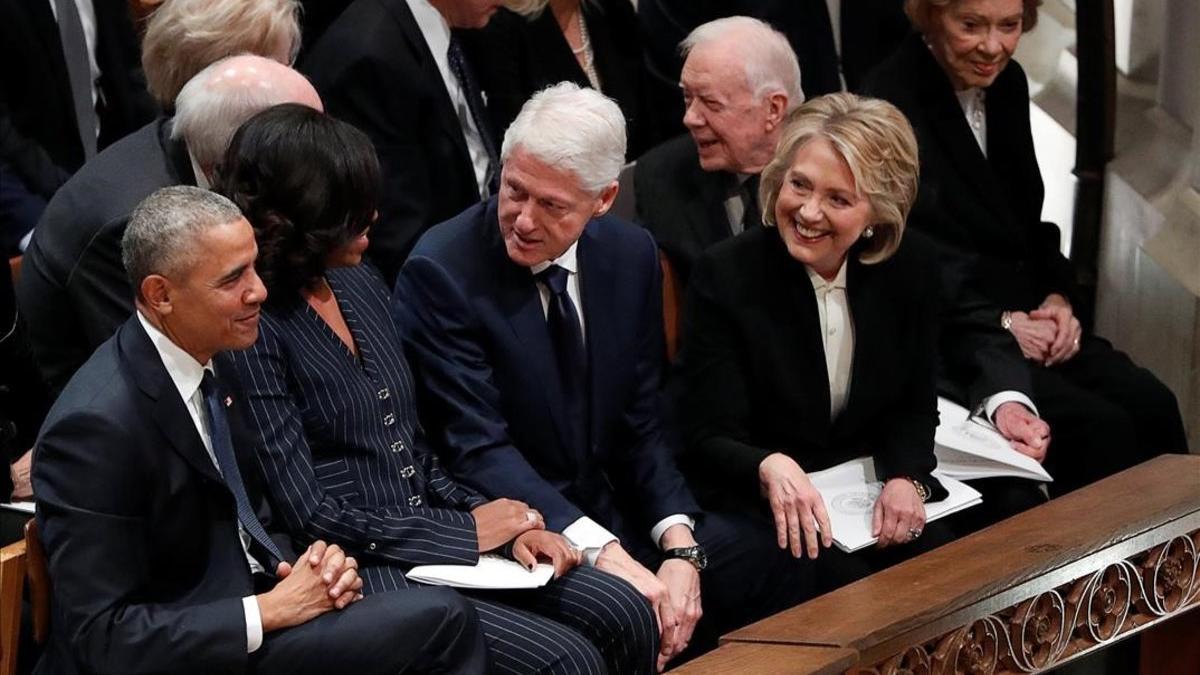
[226,264,485,593]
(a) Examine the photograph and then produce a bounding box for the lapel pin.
[224,396,233,408]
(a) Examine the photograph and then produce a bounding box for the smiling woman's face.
[928,0,1024,90]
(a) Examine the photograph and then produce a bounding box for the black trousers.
[1031,335,1187,495]
[254,587,488,674]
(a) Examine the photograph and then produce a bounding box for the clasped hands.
[471,498,581,576]
[1006,293,1082,366]
[257,541,363,632]
[758,453,927,554]
[594,525,702,672]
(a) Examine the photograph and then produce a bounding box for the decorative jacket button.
[383,413,396,426]
[378,388,390,400]
[368,542,377,551]
[401,466,416,478]
[408,495,422,506]
[391,440,405,453]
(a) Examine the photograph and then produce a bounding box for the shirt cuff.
[243,596,264,653]
[562,517,617,567]
[650,514,696,549]
[982,391,1039,424]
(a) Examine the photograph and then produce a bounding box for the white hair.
[501,82,626,194]
[680,16,805,110]
[171,55,315,172]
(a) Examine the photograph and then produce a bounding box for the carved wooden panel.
[854,530,1200,675]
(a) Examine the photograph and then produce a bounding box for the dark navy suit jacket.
[394,198,699,544]
[32,317,288,675]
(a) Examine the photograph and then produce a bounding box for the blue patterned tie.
[200,371,283,563]
[447,35,499,190]
[537,265,589,454]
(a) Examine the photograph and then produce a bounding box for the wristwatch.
[1000,311,1014,331]
[664,545,708,571]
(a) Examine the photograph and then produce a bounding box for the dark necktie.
[54,0,97,158]
[536,265,588,453]
[447,36,499,191]
[741,174,762,231]
[200,371,283,563]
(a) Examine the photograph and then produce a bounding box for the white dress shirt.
[406,0,492,196]
[136,313,266,653]
[806,262,854,418]
[531,244,695,563]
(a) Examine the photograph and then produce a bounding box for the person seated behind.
[32,185,487,675]
[20,0,309,396]
[679,93,985,585]
[636,16,802,289]
[862,0,1188,494]
[216,104,658,675]
[395,82,818,667]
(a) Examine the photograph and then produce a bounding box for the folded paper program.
[406,555,555,589]
[934,397,1053,482]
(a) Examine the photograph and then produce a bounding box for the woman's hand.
[1007,311,1056,363]
[872,478,926,548]
[1029,294,1082,366]
[758,453,833,558]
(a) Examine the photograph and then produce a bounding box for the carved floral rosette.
[859,530,1200,675]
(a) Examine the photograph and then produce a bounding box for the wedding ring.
[908,528,923,541]
[526,511,537,522]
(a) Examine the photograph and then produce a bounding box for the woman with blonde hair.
[679,93,952,582]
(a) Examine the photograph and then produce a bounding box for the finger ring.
[908,528,922,541]
[1073,337,1079,347]
[526,511,537,522]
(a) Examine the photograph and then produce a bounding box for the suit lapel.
[25,0,74,120]
[683,155,739,250]
[486,208,578,456]
[121,319,225,485]
[766,235,831,438]
[577,222,615,449]
[834,259,880,436]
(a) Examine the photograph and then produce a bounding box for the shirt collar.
[187,149,210,189]
[955,87,984,115]
[137,311,213,404]
[806,258,849,292]
[407,0,452,68]
[530,240,580,277]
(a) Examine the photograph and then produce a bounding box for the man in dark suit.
[303,0,505,284]
[32,185,487,675]
[395,83,815,668]
[0,0,156,247]
[635,17,801,287]
[18,56,322,396]
[638,0,909,140]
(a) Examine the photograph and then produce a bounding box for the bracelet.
[908,478,930,503]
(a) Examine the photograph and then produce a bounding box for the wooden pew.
[676,454,1200,674]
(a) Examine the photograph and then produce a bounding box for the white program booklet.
[808,456,982,553]
[934,397,1052,482]
[0,501,35,515]
[406,554,554,590]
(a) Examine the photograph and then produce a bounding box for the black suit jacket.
[18,117,195,397]
[679,227,945,508]
[463,0,653,158]
[32,318,290,675]
[394,199,700,543]
[304,0,490,284]
[861,34,1073,405]
[0,0,155,197]
[634,134,739,287]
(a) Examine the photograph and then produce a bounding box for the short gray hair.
[500,82,626,194]
[172,55,316,171]
[141,0,301,108]
[123,186,245,297]
[681,16,805,111]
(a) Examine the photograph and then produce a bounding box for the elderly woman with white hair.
[862,0,1188,497]
[679,94,961,586]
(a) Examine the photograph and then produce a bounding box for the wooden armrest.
[24,520,49,645]
[0,537,28,675]
[671,643,857,674]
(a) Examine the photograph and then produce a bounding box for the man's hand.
[993,402,1050,462]
[257,542,363,633]
[1030,294,1082,366]
[595,542,677,671]
[758,453,833,558]
[511,530,581,577]
[871,479,926,548]
[9,449,32,501]
[656,559,701,666]
[471,498,544,551]
[1006,311,1056,363]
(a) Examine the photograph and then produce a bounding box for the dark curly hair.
[214,103,380,304]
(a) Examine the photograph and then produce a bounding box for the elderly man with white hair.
[635,16,804,288]
[19,54,321,396]
[395,82,816,667]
